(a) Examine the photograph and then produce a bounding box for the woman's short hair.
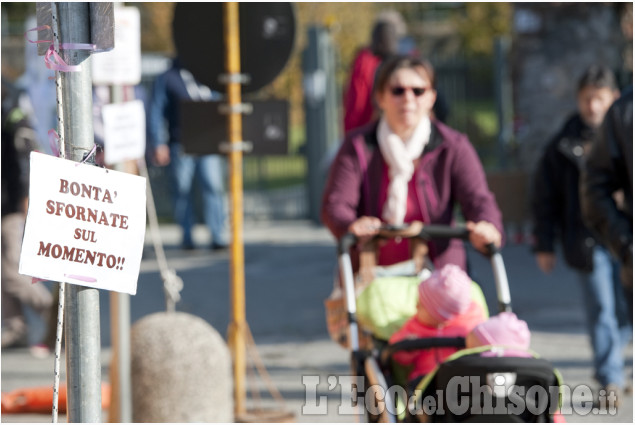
[373,55,436,96]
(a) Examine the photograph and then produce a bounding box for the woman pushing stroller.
[321,54,503,271]
[319,55,570,422]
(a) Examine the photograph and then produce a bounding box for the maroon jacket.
[321,120,503,271]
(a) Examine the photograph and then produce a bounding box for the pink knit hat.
[418,264,472,322]
[471,312,531,349]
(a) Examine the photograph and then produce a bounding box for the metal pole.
[108,41,133,420]
[57,2,103,422]
[109,132,133,422]
[109,290,131,422]
[303,27,339,224]
[223,2,247,417]
[494,36,512,169]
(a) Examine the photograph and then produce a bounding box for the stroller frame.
[337,224,559,423]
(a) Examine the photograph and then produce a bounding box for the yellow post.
[223,2,247,417]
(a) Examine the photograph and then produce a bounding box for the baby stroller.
[334,223,563,423]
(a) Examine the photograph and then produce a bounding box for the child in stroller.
[466,311,531,357]
[409,312,565,422]
[389,264,487,384]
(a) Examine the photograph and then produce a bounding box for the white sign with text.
[103,100,146,165]
[19,152,147,295]
[91,6,141,85]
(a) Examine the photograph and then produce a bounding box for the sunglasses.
[390,86,428,97]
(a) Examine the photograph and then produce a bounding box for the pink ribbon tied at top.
[25,25,96,72]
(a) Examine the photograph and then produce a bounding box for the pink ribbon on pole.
[24,25,54,44]
[24,26,96,73]
[65,274,98,283]
[48,129,61,157]
[44,44,81,72]
[76,144,98,166]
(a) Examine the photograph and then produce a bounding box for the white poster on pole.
[19,152,147,295]
[91,6,141,85]
[103,100,146,165]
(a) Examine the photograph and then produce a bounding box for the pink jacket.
[321,120,503,272]
[389,301,487,380]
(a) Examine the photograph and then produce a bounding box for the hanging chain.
[51,3,66,423]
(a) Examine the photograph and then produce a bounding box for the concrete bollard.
[130,312,233,422]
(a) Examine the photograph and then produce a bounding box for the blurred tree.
[617,2,632,87]
[453,3,512,56]
[132,2,175,54]
[1,2,35,24]
[261,2,390,143]
[1,2,36,80]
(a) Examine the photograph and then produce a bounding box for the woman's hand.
[466,220,502,254]
[348,216,382,244]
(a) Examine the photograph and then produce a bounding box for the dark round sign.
[173,3,296,94]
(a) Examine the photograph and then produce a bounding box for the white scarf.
[377,116,431,225]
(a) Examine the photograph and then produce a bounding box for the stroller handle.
[338,224,473,254]
[338,224,503,258]
[338,233,358,255]
[418,224,471,242]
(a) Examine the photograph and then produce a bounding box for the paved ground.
[2,220,633,423]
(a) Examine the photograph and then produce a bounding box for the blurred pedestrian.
[1,78,53,351]
[342,11,404,135]
[580,84,633,305]
[147,58,228,251]
[322,55,503,273]
[531,65,630,403]
[342,11,450,136]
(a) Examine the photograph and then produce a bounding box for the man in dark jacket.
[531,66,631,403]
[147,59,228,251]
[581,86,633,291]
